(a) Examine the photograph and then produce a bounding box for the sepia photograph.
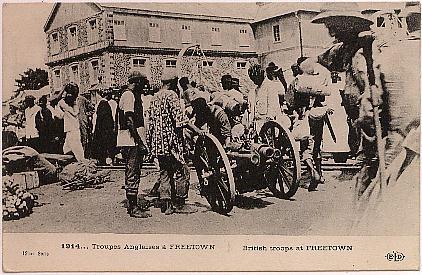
[2,1,420,272]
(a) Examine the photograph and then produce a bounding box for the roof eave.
[251,9,320,25]
[99,5,254,23]
[44,3,103,32]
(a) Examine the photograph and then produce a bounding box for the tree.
[14,68,49,92]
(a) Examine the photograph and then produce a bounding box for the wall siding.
[110,12,255,52]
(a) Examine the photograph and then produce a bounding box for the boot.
[127,194,151,218]
[314,158,325,184]
[160,199,175,215]
[305,159,320,192]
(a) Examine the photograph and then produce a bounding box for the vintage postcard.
[2,1,420,272]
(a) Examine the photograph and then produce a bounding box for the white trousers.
[63,130,85,162]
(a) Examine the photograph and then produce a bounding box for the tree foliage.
[15,68,49,93]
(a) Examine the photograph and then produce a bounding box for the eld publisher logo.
[385,251,405,262]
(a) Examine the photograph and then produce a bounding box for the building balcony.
[46,41,111,66]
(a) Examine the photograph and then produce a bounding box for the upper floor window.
[113,19,127,41]
[70,64,79,85]
[130,57,149,74]
[132,58,146,68]
[202,60,214,67]
[239,29,249,47]
[165,59,177,68]
[53,69,61,91]
[236,61,247,70]
[68,26,78,50]
[50,32,60,55]
[273,25,280,42]
[181,24,192,44]
[87,18,99,44]
[211,27,222,46]
[149,22,161,42]
[377,17,386,28]
[89,59,99,85]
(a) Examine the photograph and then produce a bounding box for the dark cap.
[266,62,279,71]
[221,74,232,83]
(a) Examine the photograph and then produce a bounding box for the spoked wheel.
[193,133,235,214]
[259,121,301,199]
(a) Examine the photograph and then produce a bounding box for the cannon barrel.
[251,144,274,158]
[226,151,260,165]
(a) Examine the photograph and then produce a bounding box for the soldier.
[117,71,150,218]
[306,3,381,196]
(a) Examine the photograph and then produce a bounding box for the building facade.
[44,3,258,94]
[46,3,415,95]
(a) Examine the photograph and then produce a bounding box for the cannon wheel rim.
[259,121,301,199]
[194,133,235,214]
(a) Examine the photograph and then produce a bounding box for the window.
[202,60,214,67]
[53,69,61,91]
[50,32,60,55]
[236,61,247,70]
[273,25,280,42]
[132,58,146,68]
[70,64,79,85]
[181,24,192,44]
[90,60,99,85]
[149,22,161,42]
[239,29,249,47]
[113,20,127,41]
[68,26,78,50]
[398,17,404,28]
[211,27,222,46]
[377,17,386,28]
[130,57,149,73]
[165,59,177,68]
[87,19,99,44]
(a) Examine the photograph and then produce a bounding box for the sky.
[2,3,54,101]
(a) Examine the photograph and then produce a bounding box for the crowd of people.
[3,3,419,220]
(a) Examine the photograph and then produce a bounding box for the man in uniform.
[306,2,378,196]
[117,71,150,218]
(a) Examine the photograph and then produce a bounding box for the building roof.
[99,2,259,21]
[253,2,323,23]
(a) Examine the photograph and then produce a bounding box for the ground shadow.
[234,194,273,210]
[255,190,296,201]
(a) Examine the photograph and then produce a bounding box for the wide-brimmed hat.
[266,62,279,71]
[311,2,373,25]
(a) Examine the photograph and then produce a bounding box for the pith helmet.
[311,2,373,25]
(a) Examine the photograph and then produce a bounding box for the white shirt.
[117,90,145,147]
[24,105,41,138]
[108,99,118,122]
[255,77,284,120]
[221,89,244,104]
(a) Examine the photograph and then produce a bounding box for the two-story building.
[251,2,331,83]
[44,2,259,94]
[45,2,419,95]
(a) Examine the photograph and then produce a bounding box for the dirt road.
[3,169,357,235]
